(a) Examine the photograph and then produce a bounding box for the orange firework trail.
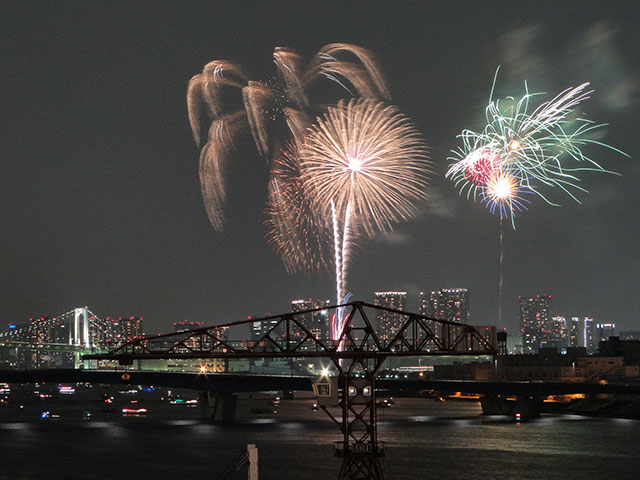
[265,143,331,275]
[187,44,389,231]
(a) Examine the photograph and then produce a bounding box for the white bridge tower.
[70,306,90,348]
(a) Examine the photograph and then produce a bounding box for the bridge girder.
[83,301,497,363]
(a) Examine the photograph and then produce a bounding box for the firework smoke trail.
[331,200,342,305]
[499,216,503,326]
[341,201,352,301]
[446,72,625,227]
[333,201,353,347]
[331,292,353,349]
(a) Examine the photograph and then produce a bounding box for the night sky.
[3,1,639,336]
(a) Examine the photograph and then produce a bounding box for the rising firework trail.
[299,99,431,338]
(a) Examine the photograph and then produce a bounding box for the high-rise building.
[472,325,498,350]
[417,291,429,316]
[26,316,69,344]
[429,288,470,343]
[374,291,407,342]
[568,317,581,347]
[596,323,616,342]
[118,316,143,341]
[519,294,553,354]
[174,320,204,332]
[172,320,226,351]
[418,291,440,340]
[88,316,109,346]
[542,316,567,352]
[583,317,597,354]
[566,316,599,353]
[291,298,331,341]
[428,288,470,324]
[175,320,204,351]
[249,314,279,342]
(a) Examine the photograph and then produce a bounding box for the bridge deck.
[1,370,639,396]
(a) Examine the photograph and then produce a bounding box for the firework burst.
[297,98,431,333]
[300,99,431,237]
[187,44,388,231]
[265,143,331,275]
[447,72,625,226]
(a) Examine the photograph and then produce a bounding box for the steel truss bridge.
[85,300,497,480]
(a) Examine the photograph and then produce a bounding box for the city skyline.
[3,288,620,342]
[3,2,639,336]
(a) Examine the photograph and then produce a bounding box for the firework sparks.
[187,44,388,231]
[481,169,530,219]
[189,47,430,344]
[447,73,625,226]
[265,143,331,275]
[297,98,431,323]
[301,99,431,237]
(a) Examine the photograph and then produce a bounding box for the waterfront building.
[291,298,331,341]
[583,317,597,354]
[496,349,585,381]
[598,337,640,363]
[581,356,625,379]
[569,317,581,347]
[519,294,553,354]
[117,316,144,342]
[249,313,279,342]
[596,322,616,342]
[428,288,470,323]
[374,291,407,342]
[542,316,567,352]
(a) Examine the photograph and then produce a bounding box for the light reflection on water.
[408,415,435,422]
[0,422,31,430]
[164,419,199,427]
[1,398,639,479]
[80,421,112,429]
[244,418,278,425]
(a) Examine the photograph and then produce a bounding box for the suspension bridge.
[0,307,116,368]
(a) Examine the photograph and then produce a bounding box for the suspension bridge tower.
[70,307,90,348]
